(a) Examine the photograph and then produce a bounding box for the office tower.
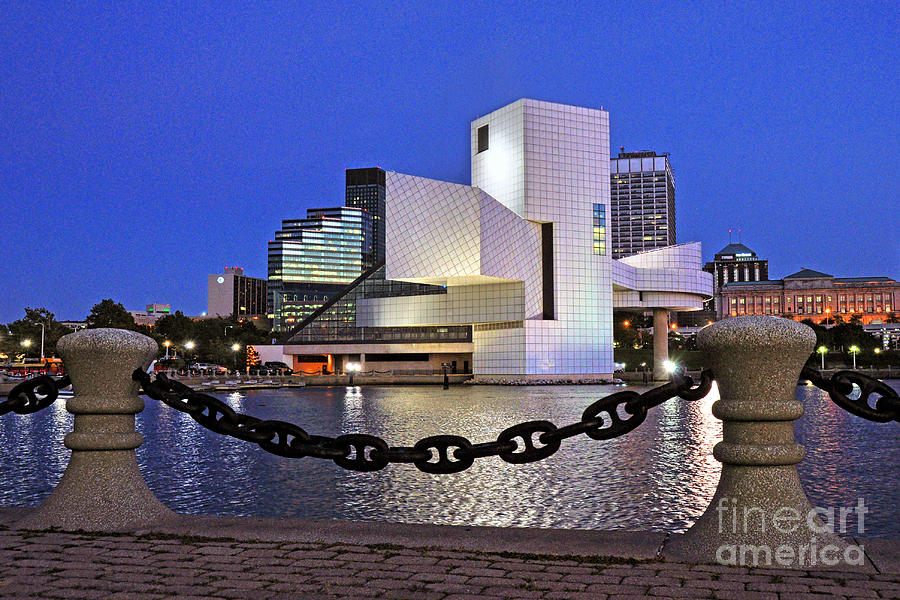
[267,207,373,331]
[345,167,385,268]
[610,150,676,259]
[208,267,268,318]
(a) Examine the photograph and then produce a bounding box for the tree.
[848,313,863,326]
[6,307,72,358]
[886,312,900,324]
[86,299,136,330]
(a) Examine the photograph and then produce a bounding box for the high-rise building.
[345,167,385,268]
[610,150,675,259]
[267,207,373,331]
[208,267,267,318]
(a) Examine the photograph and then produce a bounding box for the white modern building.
[266,99,712,379]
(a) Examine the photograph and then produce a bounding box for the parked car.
[249,361,291,376]
[191,363,228,375]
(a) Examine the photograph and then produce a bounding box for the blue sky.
[2,2,898,323]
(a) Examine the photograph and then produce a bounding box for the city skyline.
[2,3,898,323]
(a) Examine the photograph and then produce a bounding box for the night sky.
[2,2,898,323]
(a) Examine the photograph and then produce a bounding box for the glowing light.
[163,340,171,348]
[21,339,32,347]
[346,362,361,373]
[817,346,828,354]
[663,360,677,374]
[184,341,196,350]
[231,343,241,352]
[670,323,678,330]
[623,320,630,327]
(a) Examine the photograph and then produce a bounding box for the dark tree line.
[2,299,270,370]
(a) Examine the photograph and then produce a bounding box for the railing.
[1,316,897,568]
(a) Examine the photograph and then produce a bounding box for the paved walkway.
[1,510,898,599]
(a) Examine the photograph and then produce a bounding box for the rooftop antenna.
[728,229,732,243]
[738,228,742,243]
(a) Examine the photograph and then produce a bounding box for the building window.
[592,203,607,255]
[477,125,489,153]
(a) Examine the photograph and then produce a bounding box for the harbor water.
[1,382,898,537]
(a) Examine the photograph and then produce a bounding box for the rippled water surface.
[1,382,897,537]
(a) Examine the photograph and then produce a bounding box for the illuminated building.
[267,207,373,331]
[207,267,267,319]
[720,268,898,325]
[610,150,676,259]
[268,99,711,378]
[678,242,769,326]
[345,167,385,267]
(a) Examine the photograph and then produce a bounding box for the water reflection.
[1,381,896,537]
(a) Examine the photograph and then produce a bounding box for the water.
[1,382,897,537]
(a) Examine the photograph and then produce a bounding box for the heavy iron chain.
[0,375,71,416]
[132,368,714,474]
[800,366,899,423]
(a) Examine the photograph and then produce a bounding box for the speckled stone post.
[16,328,176,531]
[666,316,854,568]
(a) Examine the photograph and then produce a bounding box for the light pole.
[849,345,860,370]
[163,340,171,359]
[21,339,32,360]
[39,322,45,362]
[346,362,360,385]
[824,308,831,328]
[817,346,827,370]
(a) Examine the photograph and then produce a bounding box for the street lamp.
[21,339,32,359]
[163,340,172,359]
[849,345,860,370]
[623,320,630,328]
[231,343,241,352]
[38,322,45,361]
[824,308,831,328]
[663,360,677,374]
[817,346,828,370]
[346,362,361,385]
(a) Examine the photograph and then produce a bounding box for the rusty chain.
[0,375,71,416]
[132,368,715,473]
[800,366,899,423]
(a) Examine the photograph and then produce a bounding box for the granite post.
[16,328,176,531]
[666,316,855,568]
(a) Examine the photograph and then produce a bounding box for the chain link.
[801,366,899,423]
[133,367,714,474]
[0,375,71,416]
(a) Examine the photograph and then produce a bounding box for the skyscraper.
[208,267,267,318]
[345,167,385,268]
[610,150,676,259]
[267,207,373,331]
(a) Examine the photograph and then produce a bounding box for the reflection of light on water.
[224,392,245,411]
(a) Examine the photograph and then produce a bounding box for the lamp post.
[39,322,45,362]
[163,340,171,359]
[346,362,360,385]
[849,345,860,370]
[817,345,828,370]
[824,308,831,328]
[21,339,32,359]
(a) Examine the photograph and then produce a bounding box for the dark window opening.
[477,125,489,153]
[365,353,429,362]
[542,223,554,320]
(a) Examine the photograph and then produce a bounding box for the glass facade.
[286,265,471,345]
[345,167,385,268]
[268,207,373,331]
[609,151,676,259]
[592,203,607,255]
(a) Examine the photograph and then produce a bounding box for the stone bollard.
[666,316,858,569]
[16,328,176,531]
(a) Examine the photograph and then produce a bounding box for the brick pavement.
[1,527,898,600]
